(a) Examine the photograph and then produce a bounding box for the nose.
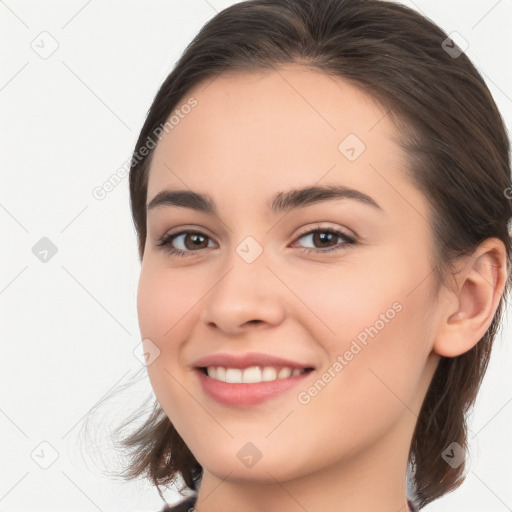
[199,245,286,335]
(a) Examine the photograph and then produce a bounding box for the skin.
[137,64,507,512]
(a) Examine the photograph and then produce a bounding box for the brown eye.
[182,233,210,250]
[293,228,356,254]
[156,231,215,256]
[310,231,338,248]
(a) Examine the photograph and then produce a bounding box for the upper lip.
[192,352,315,370]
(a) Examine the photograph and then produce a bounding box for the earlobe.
[432,238,508,358]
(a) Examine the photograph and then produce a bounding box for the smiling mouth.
[198,365,315,384]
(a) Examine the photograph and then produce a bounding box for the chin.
[192,440,316,485]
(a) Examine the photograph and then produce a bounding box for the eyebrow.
[146,184,382,215]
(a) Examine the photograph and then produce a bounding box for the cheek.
[136,263,198,390]
[136,261,201,340]
[295,250,433,403]
[285,260,398,348]
[136,262,201,426]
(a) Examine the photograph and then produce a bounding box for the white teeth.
[207,366,217,379]
[225,368,243,384]
[261,366,277,381]
[242,366,262,383]
[205,365,308,383]
[216,366,226,381]
[278,367,292,379]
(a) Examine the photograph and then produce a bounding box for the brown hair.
[86,0,512,508]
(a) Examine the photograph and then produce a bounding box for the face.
[137,65,441,484]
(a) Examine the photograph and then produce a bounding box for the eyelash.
[156,225,357,258]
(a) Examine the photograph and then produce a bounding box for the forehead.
[147,65,428,223]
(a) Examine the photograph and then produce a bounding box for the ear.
[433,237,509,358]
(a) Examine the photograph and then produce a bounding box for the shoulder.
[160,495,197,512]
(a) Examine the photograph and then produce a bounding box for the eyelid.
[157,224,218,243]
[156,222,358,260]
[292,222,356,241]
[158,222,354,245]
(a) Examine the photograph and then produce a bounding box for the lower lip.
[195,369,313,406]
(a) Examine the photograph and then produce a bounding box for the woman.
[114,0,511,510]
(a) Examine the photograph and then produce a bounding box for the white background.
[1,0,511,511]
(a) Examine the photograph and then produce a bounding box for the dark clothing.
[160,495,419,511]
[161,495,197,511]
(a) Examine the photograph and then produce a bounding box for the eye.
[156,224,357,257]
[156,230,216,257]
[292,225,357,255]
